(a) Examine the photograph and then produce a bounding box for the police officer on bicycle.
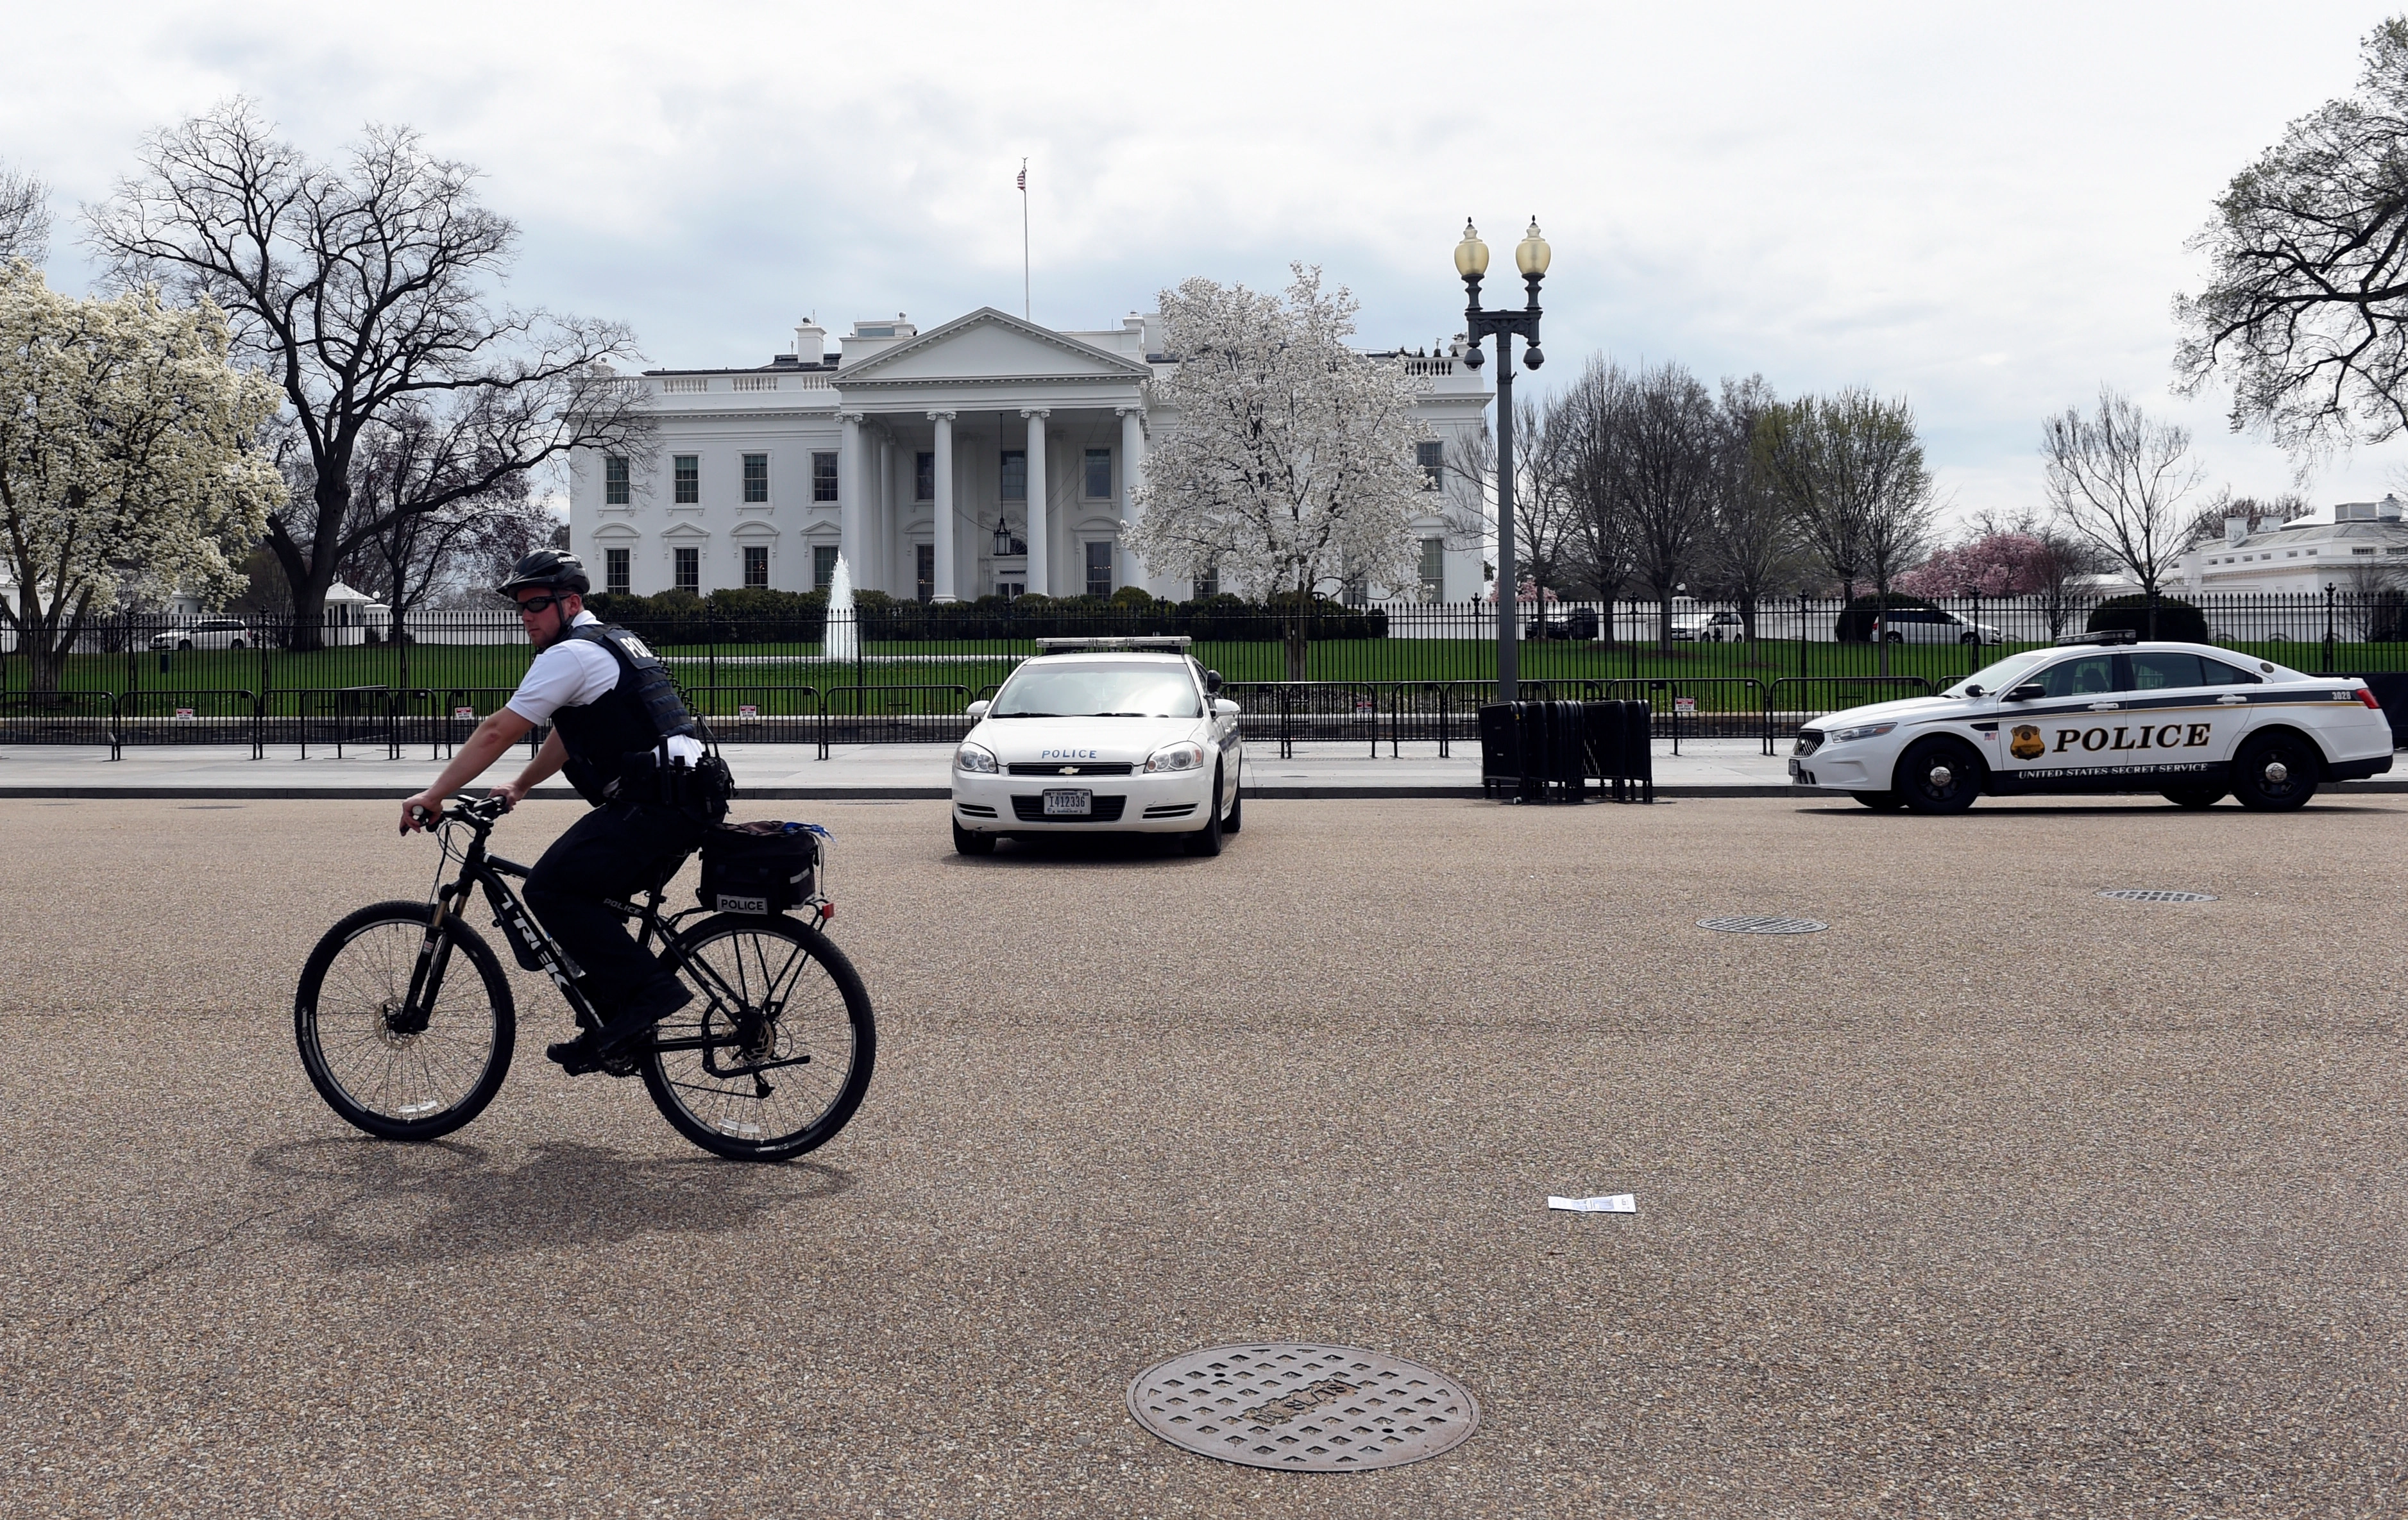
[399,551,729,1075]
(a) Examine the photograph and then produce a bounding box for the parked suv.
[149,618,251,651]
[1525,608,1600,640]
[1672,610,1746,642]
[1868,607,2001,645]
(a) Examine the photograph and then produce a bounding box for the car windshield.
[1944,650,2048,698]
[990,662,1201,718]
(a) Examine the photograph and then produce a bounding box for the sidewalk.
[0,736,1811,798]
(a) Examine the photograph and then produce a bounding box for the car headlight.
[1144,739,1205,773]
[954,741,998,774]
[1829,721,1897,745]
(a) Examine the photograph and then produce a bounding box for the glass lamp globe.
[1514,217,1551,278]
[1454,219,1489,279]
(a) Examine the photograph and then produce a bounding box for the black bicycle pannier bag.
[697,820,818,915]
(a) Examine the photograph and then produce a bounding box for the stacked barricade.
[1477,699,1654,804]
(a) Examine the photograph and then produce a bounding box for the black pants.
[525,800,708,1015]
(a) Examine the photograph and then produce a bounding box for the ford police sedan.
[951,638,1243,855]
[1788,631,2395,812]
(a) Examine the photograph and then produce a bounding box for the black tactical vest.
[547,623,702,806]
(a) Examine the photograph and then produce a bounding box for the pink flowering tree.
[1897,533,2050,597]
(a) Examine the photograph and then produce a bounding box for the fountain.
[824,553,858,660]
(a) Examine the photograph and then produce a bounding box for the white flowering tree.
[0,262,284,695]
[1128,266,1431,680]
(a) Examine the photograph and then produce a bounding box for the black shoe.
[546,1032,611,1075]
[547,983,693,1076]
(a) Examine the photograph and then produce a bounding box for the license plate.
[1043,788,1092,816]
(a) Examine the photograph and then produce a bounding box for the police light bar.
[1033,636,1193,654]
[2053,629,2139,646]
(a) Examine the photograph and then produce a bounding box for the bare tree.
[1699,374,1804,639]
[2176,20,2408,452]
[1597,360,1722,650]
[0,160,48,262]
[2041,387,2203,630]
[1545,357,1636,620]
[2178,487,2310,550]
[87,100,650,647]
[1761,388,1936,670]
[1445,396,1584,602]
[1758,398,1864,602]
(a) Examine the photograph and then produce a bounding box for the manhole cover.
[1126,1343,1479,1472]
[2097,889,2217,903]
[1697,915,1827,934]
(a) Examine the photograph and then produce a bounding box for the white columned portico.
[1117,406,1146,590]
[837,411,865,584]
[928,410,957,602]
[876,428,895,595]
[1021,408,1051,596]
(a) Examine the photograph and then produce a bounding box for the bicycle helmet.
[496,550,590,600]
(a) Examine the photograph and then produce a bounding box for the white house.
[2176,495,2408,594]
[567,307,1493,605]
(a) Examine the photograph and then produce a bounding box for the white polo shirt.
[507,612,703,762]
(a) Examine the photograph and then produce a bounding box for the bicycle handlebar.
[407,795,511,834]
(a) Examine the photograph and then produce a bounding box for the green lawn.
[12,633,2398,716]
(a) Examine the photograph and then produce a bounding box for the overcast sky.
[8,1,2406,531]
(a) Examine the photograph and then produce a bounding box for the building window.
[743,544,768,587]
[915,452,935,502]
[742,453,768,503]
[916,543,935,603]
[812,452,838,502]
[674,455,699,505]
[604,455,630,506]
[1084,449,1113,499]
[1417,440,1445,491]
[674,546,700,594]
[1000,450,1027,502]
[1194,564,1219,598]
[813,544,838,591]
[1085,541,1114,597]
[1419,537,1445,602]
[605,546,631,596]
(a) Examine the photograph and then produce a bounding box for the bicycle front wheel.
[641,913,875,1161]
[295,900,516,1141]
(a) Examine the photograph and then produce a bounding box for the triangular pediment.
[836,308,1150,386]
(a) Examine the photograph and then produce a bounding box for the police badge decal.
[2010,725,2046,760]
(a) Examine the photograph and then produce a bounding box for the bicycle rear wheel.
[640,913,875,1161]
[295,900,516,1141]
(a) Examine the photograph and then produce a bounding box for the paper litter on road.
[1548,1194,1636,1213]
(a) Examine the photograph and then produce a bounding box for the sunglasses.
[513,595,566,614]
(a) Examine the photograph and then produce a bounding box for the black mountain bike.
[294,796,874,1161]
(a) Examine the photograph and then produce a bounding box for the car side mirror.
[2004,683,2044,702]
[1203,669,1224,695]
[1213,698,1239,718]
[1962,683,1985,698]
[966,700,990,720]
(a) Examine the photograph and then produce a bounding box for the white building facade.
[568,307,1492,605]
[2176,496,2408,594]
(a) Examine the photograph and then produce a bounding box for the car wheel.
[1222,775,1242,834]
[176,639,193,650]
[1894,737,1985,814]
[2161,786,2225,809]
[2230,730,2319,811]
[1853,790,1907,810]
[229,638,245,650]
[1183,766,1226,856]
[1959,633,1978,646]
[1884,631,1904,644]
[951,819,996,856]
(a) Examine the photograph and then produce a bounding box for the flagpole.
[1019,158,1030,320]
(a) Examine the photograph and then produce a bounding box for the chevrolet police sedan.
[1788,630,2395,812]
[951,638,1244,855]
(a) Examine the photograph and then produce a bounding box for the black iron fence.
[4,589,2404,756]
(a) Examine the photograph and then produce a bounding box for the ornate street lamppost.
[1456,217,1549,702]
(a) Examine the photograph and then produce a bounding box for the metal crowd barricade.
[817,684,974,757]
[1763,677,1935,752]
[112,689,262,759]
[259,685,398,759]
[688,686,821,748]
[0,689,121,758]
[425,688,533,759]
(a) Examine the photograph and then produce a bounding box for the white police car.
[951,637,1244,855]
[1788,631,2395,812]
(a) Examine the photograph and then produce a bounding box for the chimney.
[793,317,827,365]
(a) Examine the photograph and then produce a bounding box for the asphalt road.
[2,794,2402,1517]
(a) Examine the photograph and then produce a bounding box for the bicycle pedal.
[600,1051,641,1078]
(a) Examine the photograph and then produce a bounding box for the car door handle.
[2088,702,2119,711]
[2217,695,2248,705]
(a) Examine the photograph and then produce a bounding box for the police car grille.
[1793,730,1824,757]
[1012,795,1128,822]
[1008,762,1135,776]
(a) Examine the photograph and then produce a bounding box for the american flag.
[1017,162,1026,192]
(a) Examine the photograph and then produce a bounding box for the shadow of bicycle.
[249,1137,853,1270]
